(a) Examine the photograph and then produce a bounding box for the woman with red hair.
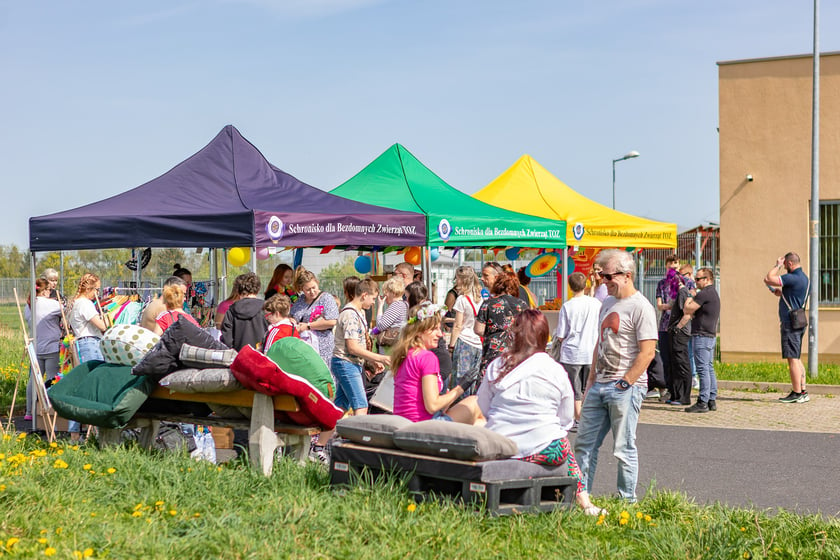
[477,310,605,516]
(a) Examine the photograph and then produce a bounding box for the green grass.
[715,362,840,385]
[0,434,838,559]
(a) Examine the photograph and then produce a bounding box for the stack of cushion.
[335,416,518,462]
[100,324,160,367]
[132,316,227,378]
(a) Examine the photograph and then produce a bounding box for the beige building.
[719,52,840,363]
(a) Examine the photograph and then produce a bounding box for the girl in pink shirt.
[392,303,481,423]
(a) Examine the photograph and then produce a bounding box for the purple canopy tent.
[28,125,426,251]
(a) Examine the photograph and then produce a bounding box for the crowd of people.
[39,245,815,512]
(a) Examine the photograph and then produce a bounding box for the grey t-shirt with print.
[333,305,367,366]
[594,291,658,387]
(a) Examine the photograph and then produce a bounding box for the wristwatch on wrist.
[616,379,631,390]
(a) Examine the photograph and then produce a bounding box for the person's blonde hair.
[162,283,186,310]
[390,304,442,374]
[264,294,291,317]
[294,266,317,291]
[382,276,405,298]
[454,266,482,301]
[73,273,100,301]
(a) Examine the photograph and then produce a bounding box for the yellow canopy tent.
[474,155,677,249]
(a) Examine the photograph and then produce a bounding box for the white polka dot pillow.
[100,325,161,367]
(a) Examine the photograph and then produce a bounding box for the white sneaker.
[692,377,700,390]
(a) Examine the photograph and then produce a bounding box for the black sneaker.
[685,400,709,413]
[797,391,810,403]
[778,391,801,403]
[707,400,717,411]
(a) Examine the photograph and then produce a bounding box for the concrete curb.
[717,380,839,395]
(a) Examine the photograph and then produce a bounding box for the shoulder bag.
[780,278,810,330]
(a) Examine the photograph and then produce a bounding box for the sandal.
[582,505,607,516]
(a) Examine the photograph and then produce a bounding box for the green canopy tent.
[330,144,566,250]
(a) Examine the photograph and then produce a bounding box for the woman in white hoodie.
[476,309,605,516]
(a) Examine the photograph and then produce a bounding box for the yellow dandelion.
[619,518,628,525]
[619,510,630,519]
[3,434,11,441]
[193,513,201,518]
[6,537,19,548]
[56,449,64,455]
[44,547,57,556]
[134,503,143,511]
[0,453,5,460]
[740,527,746,532]
[74,551,83,560]
[635,511,643,519]
[107,468,116,474]
[155,500,165,507]
[596,517,604,526]
[132,511,143,517]
[70,445,79,451]
[0,485,6,492]
[49,442,58,448]
[17,432,26,440]
[83,464,92,471]
[38,538,48,544]
[169,510,177,516]
[743,553,750,559]
[39,530,47,535]
[90,512,96,517]
[644,515,652,522]
[55,527,62,535]
[83,548,94,557]
[406,503,417,512]
[53,459,68,469]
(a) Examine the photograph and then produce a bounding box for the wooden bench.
[99,386,320,476]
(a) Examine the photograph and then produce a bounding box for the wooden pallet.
[100,387,318,475]
[329,442,576,516]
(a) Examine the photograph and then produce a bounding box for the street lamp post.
[612,150,640,209]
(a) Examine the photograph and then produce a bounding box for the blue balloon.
[354,255,372,274]
[430,247,440,261]
[505,247,520,261]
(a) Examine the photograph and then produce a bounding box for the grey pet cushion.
[336,415,414,449]
[179,344,238,369]
[392,421,518,462]
[158,368,243,393]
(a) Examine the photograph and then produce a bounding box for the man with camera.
[764,252,810,404]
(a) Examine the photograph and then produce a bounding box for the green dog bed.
[48,360,154,428]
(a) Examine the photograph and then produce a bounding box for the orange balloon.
[405,247,422,265]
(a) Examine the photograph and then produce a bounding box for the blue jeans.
[693,335,717,402]
[69,337,104,433]
[688,336,697,378]
[331,357,367,412]
[573,381,645,501]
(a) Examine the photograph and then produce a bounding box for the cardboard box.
[211,427,234,449]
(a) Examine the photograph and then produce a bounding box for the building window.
[821,201,840,306]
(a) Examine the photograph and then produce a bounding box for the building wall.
[719,53,840,363]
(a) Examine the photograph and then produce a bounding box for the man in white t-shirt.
[553,271,602,423]
[573,249,657,502]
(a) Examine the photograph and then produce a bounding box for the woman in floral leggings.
[476,309,606,516]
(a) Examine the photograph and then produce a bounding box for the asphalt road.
[572,424,840,516]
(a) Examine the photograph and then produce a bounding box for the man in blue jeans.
[684,268,721,413]
[573,250,657,502]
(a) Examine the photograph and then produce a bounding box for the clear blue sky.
[2,1,838,249]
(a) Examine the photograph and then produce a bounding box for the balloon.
[256,247,270,260]
[354,255,372,274]
[430,247,440,262]
[505,247,520,261]
[227,247,251,267]
[405,247,422,266]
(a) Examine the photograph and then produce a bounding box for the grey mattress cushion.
[336,415,414,449]
[392,421,518,462]
[179,344,238,369]
[158,368,243,393]
[477,459,570,482]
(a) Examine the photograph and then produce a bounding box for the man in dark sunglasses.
[683,268,721,413]
[573,249,657,503]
